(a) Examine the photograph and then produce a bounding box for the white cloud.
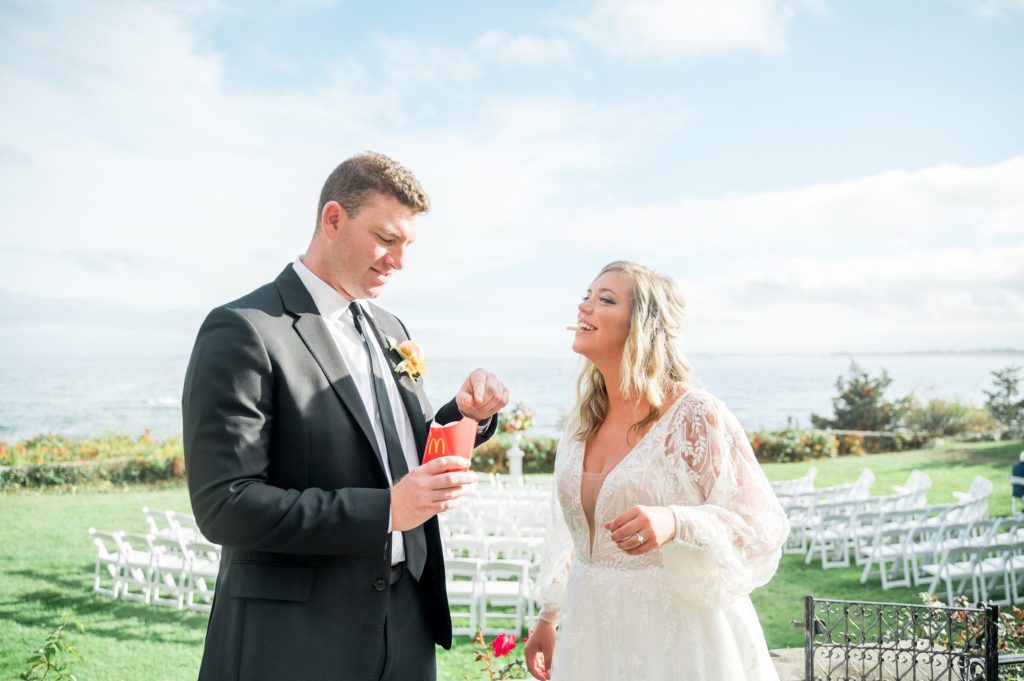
[471,30,573,66]
[1,0,1020,360]
[970,0,1024,16]
[0,0,673,356]
[549,157,1024,354]
[561,0,813,60]
[374,37,482,84]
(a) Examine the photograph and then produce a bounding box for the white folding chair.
[88,528,121,599]
[184,540,221,612]
[954,476,994,504]
[445,558,481,636]
[444,536,487,560]
[495,474,526,489]
[922,542,983,605]
[479,560,529,635]
[114,532,154,603]
[523,561,543,631]
[486,538,535,563]
[859,524,912,590]
[168,511,202,541]
[142,507,175,538]
[974,540,1016,606]
[149,535,188,609]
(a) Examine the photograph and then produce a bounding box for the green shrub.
[840,431,931,454]
[811,361,913,431]
[0,432,185,492]
[0,430,179,467]
[751,428,840,463]
[984,365,1024,431]
[903,398,995,436]
[470,434,558,474]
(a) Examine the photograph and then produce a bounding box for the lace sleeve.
[534,434,575,626]
[661,392,789,608]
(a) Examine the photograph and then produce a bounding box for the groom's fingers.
[470,371,487,403]
[456,369,509,420]
[391,458,478,530]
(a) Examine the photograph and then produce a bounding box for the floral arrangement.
[386,336,425,381]
[499,403,535,434]
[467,630,527,680]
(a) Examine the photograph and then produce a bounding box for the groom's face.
[327,192,419,300]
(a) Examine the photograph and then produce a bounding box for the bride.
[524,261,789,681]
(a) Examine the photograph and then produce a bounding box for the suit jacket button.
[373,579,387,592]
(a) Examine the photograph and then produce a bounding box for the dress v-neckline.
[577,392,686,558]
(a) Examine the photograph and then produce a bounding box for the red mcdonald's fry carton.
[422,417,477,469]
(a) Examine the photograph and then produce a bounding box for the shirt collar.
[291,256,353,322]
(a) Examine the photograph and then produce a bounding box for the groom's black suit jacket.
[182,265,494,681]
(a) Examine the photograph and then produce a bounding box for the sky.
[0,0,1022,359]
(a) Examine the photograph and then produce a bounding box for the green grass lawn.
[1,439,1021,680]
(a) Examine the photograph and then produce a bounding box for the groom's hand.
[455,368,509,421]
[390,457,477,531]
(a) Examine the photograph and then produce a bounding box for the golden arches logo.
[426,437,447,456]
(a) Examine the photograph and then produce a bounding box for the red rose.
[491,632,517,658]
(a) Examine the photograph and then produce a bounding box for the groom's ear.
[320,201,348,236]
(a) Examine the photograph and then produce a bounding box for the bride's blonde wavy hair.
[573,261,690,442]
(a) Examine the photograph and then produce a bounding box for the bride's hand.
[604,505,676,555]
[524,620,556,680]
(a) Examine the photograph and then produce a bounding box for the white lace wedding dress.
[535,388,790,681]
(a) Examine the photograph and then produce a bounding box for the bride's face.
[572,270,633,363]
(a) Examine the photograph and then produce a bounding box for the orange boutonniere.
[386,335,426,381]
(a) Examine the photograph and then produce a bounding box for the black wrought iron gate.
[802,596,999,681]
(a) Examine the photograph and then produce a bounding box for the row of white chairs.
[142,506,204,542]
[441,508,549,541]
[471,473,553,492]
[861,516,1022,593]
[797,478,992,570]
[443,535,543,564]
[776,469,879,509]
[445,558,540,636]
[919,532,1024,606]
[89,527,220,612]
[780,470,933,557]
[770,466,818,495]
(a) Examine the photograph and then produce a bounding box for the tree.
[984,365,1024,430]
[811,361,912,431]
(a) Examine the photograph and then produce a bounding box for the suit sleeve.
[182,306,391,557]
[433,399,498,447]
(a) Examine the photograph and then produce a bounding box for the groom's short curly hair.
[316,152,430,226]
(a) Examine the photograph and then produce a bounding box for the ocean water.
[0,353,1019,441]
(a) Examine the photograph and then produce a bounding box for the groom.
[182,152,507,681]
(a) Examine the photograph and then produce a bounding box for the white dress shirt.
[292,257,420,564]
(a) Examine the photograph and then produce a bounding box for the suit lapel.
[363,306,429,462]
[274,267,390,480]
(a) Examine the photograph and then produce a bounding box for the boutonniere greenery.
[385,335,426,381]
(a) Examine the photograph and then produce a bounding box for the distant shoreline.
[2,349,1021,360]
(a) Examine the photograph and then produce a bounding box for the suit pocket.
[228,561,316,602]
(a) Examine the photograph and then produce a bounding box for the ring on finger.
[635,532,646,545]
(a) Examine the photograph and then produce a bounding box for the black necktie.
[350,303,426,581]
